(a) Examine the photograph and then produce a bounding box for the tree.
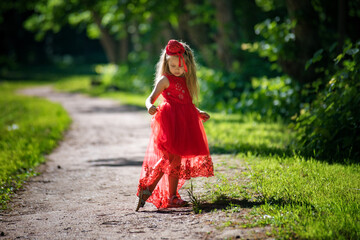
[0,0,45,67]
[283,0,319,83]
[252,0,360,85]
[213,0,235,71]
[25,0,119,63]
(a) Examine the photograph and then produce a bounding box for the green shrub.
[247,17,296,64]
[198,66,299,120]
[95,63,153,94]
[237,75,299,119]
[292,41,360,161]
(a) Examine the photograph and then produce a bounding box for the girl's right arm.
[145,76,170,115]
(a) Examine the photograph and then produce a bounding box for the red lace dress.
[137,74,214,208]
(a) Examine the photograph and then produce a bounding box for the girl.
[136,39,214,211]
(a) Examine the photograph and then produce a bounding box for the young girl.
[136,39,214,211]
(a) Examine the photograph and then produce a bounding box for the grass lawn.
[0,81,71,209]
[199,114,360,240]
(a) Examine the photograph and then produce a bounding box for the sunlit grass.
[246,155,360,239]
[100,92,147,108]
[200,115,360,239]
[0,81,71,209]
[54,75,93,93]
[205,113,294,156]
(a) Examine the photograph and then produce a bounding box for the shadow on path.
[153,208,193,215]
[79,104,144,114]
[88,157,143,167]
[195,195,264,213]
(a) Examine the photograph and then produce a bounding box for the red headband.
[165,39,188,72]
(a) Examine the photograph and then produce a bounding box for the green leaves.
[87,23,101,39]
[305,49,324,70]
[24,0,68,40]
[255,0,285,12]
[250,17,296,63]
[293,40,360,161]
[68,10,92,25]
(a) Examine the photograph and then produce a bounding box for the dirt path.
[0,87,271,240]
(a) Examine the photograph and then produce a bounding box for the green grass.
[247,155,360,239]
[200,116,360,240]
[205,113,294,156]
[0,81,71,209]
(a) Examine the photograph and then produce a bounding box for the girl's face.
[168,56,185,77]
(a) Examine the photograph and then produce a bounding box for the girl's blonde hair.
[155,41,198,102]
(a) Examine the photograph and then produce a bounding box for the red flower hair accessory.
[165,39,188,72]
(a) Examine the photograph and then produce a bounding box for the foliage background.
[1,0,359,159]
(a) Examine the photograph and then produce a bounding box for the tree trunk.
[337,0,347,52]
[179,0,215,67]
[213,0,235,71]
[284,0,319,84]
[91,11,117,63]
[118,36,129,63]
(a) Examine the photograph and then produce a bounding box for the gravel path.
[0,87,271,240]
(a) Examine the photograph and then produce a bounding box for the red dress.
[137,74,214,208]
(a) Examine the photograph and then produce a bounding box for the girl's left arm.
[145,76,170,115]
[196,107,210,122]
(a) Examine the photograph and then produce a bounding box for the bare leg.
[146,158,165,194]
[148,172,163,193]
[167,154,187,207]
[136,156,165,211]
[169,175,179,197]
[168,154,181,197]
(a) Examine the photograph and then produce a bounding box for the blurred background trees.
[1,0,359,161]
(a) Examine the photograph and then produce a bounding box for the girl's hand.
[199,111,210,122]
[148,105,157,115]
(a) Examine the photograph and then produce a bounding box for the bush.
[198,66,300,120]
[237,75,300,119]
[292,41,360,161]
[95,63,154,94]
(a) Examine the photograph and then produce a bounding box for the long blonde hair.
[155,41,199,102]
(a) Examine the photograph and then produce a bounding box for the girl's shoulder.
[162,74,174,84]
[156,75,170,89]
[163,74,186,81]
[163,73,173,80]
